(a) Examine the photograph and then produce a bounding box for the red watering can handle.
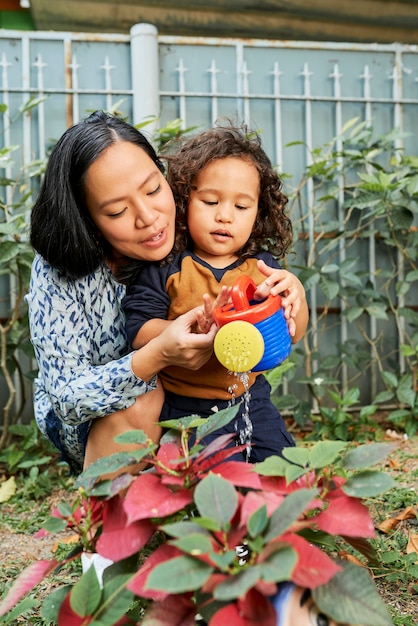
[230,275,257,311]
[213,274,282,327]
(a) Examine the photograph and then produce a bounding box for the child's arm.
[132,318,171,349]
[255,259,309,343]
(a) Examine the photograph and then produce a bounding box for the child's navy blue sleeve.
[122,264,171,348]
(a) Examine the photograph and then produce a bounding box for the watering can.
[213,275,292,373]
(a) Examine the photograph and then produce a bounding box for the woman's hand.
[158,306,217,369]
[255,259,309,342]
[131,306,218,381]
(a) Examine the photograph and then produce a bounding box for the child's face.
[187,156,259,268]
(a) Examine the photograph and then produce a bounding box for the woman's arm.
[27,256,215,426]
[27,257,154,425]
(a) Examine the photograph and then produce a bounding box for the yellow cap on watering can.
[213,275,292,373]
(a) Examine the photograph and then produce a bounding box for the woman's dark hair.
[165,123,292,261]
[30,110,164,279]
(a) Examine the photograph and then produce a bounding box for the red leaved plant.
[0,405,395,625]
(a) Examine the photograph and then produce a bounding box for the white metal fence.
[0,23,417,419]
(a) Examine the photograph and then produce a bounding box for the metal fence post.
[130,22,159,135]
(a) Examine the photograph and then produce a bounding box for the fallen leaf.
[388,458,401,469]
[406,532,418,560]
[52,533,80,553]
[337,550,370,571]
[377,506,417,533]
[0,476,17,502]
[385,429,405,441]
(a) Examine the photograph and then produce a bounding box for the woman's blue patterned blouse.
[26,254,156,471]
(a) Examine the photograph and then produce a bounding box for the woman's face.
[84,140,175,263]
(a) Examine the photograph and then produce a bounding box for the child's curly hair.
[165,122,293,260]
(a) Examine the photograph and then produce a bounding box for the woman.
[26,110,218,474]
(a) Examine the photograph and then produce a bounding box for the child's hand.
[196,285,231,334]
[255,259,308,341]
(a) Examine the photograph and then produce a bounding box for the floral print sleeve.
[26,254,156,469]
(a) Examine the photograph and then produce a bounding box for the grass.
[364,438,418,624]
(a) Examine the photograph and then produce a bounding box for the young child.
[122,123,309,463]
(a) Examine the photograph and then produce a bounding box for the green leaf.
[406,268,418,282]
[113,429,147,444]
[196,404,239,441]
[41,586,71,622]
[209,550,236,570]
[345,306,363,322]
[194,473,238,527]
[341,271,363,286]
[342,470,396,497]
[146,555,212,593]
[342,443,396,470]
[187,516,221,532]
[70,565,102,616]
[162,520,210,538]
[396,373,416,406]
[389,205,414,230]
[341,116,361,135]
[406,173,418,195]
[90,576,134,626]
[400,344,417,357]
[4,596,39,623]
[264,488,318,541]
[159,414,204,430]
[0,240,19,263]
[299,268,320,290]
[313,562,394,626]
[255,455,291,476]
[365,304,388,320]
[308,441,348,469]
[340,257,360,272]
[389,408,412,422]
[264,360,295,394]
[19,95,48,114]
[396,280,412,297]
[321,263,340,274]
[342,387,360,406]
[359,404,378,419]
[77,448,153,481]
[42,516,69,533]
[373,390,394,403]
[214,566,261,601]
[282,447,310,467]
[297,528,338,551]
[170,533,214,556]
[18,456,52,469]
[380,370,398,389]
[284,464,307,483]
[248,505,268,537]
[259,546,297,582]
[57,501,73,517]
[319,274,340,300]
